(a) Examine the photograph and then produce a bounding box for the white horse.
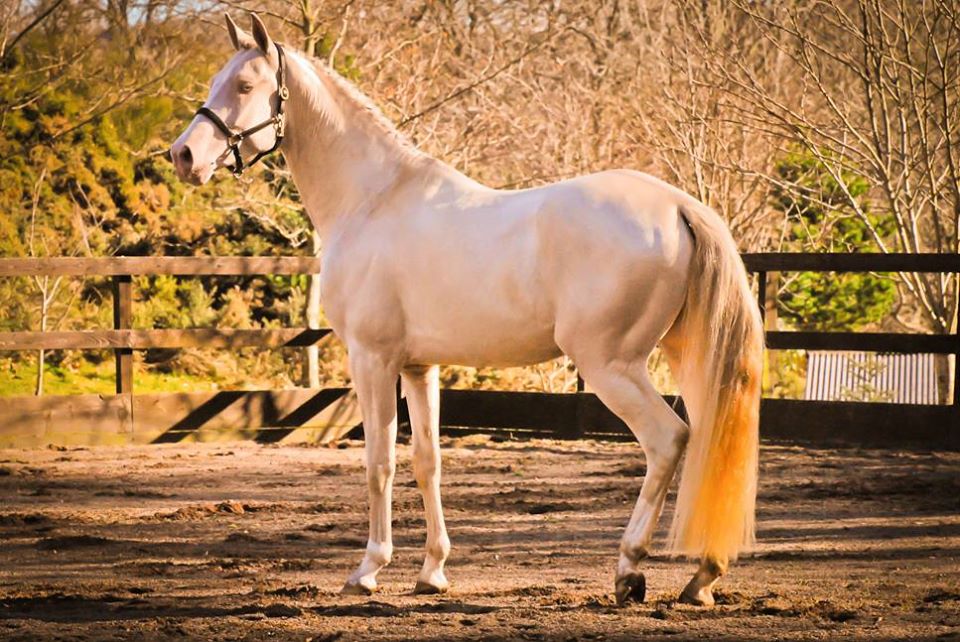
[171,13,763,607]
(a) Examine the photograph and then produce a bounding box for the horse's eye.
[238,82,254,94]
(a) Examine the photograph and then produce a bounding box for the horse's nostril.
[179,145,193,166]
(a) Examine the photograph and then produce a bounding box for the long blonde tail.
[667,204,764,563]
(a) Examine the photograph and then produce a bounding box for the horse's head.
[170,13,287,185]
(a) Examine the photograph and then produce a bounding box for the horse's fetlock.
[428,534,451,561]
[365,541,393,567]
[703,556,728,577]
[618,542,649,565]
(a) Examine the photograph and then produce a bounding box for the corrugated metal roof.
[804,351,939,404]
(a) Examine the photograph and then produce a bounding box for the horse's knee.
[367,461,396,493]
[412,458,438,489]
[412,443,439,483]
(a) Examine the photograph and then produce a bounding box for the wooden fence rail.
[0,254,957,449]
[0,256,324,277]
[0,328,332,351]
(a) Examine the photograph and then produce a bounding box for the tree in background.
[774,149,897,333]
[710,0,960,400]
[0,0,328,394]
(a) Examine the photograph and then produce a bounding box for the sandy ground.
[0,435,958,641]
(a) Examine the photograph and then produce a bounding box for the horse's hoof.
[615,572,646,606]
[413,580,448,595]
[341,581,375,596]
[678,587,714,607]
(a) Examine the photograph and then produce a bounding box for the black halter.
[195,42,288,176]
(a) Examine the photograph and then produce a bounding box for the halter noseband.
[195,42,288,176]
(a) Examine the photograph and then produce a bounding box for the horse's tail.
[666,203,764,564]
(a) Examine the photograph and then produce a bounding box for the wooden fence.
[0,254,957,449]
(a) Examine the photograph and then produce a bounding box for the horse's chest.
[319,255,403,347]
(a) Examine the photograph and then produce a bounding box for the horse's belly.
[404,308,561,368]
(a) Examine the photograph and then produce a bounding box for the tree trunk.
[35,349,45,396]
[35,281,49,396]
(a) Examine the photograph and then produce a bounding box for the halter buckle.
[278,86,289,101]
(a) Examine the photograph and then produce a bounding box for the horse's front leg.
[401,365,451,594]
[342,350,400,595]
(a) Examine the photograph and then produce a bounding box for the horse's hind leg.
[401,364,451,594]
[577,358,689,606]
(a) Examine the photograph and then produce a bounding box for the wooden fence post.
[573,354,586,437]
[112,275,133,395]
[953,323,959,410]
[756,271,767,323]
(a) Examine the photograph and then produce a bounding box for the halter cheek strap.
[195,42,288,176]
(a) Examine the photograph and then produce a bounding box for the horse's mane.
[293,47,422,158]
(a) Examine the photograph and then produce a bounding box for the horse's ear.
[250,13,273,55]
[225,13,254,50]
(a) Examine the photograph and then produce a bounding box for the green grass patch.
[0,358,221,396]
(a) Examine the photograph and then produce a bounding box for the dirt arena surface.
[0,436,958,641]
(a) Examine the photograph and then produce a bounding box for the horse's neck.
[281,52,457,236]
